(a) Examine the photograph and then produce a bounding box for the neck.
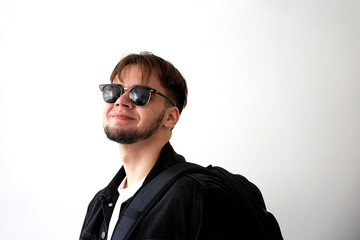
[118,133,170,188]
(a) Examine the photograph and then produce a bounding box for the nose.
[114,89,134,109]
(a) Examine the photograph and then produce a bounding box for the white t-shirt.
[107,176,146,239]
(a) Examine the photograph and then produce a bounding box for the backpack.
[112,162,283,240]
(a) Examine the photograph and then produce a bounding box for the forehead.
[114,64,157,86]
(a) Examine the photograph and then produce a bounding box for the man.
[80,52,274,240]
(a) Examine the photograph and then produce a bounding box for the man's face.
[103,64,168,144]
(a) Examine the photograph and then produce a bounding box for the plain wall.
[1,0,359,239]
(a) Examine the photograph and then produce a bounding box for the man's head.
[101,52,188,145]
[110,52,187,114]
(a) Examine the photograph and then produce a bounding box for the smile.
[111,113,135,121]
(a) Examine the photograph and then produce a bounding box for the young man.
[80,52,273,240]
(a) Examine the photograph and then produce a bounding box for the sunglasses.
[99,84,175,107]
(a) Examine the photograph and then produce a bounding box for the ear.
[163,107,180,129]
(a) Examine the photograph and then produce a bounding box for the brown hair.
[110,52,188,114]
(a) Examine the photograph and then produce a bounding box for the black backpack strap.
[111,162,205,240]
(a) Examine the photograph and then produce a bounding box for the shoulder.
[164,171,235,206]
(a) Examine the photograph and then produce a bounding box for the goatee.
[104,109,166,144]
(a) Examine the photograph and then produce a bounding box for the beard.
[104,109,166,144]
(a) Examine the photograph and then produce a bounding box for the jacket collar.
[100,167,126,199]
[143,141,185,186]
[100,142,185,199]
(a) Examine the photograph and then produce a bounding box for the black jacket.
[80,142,241,240]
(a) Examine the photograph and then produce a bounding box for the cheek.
[103,104,113,119]
[139,107,164,124]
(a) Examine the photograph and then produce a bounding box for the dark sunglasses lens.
[103,85,122,103]
[130,87,150,106]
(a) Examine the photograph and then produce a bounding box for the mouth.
[111,113,135,121]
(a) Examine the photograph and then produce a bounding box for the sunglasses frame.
[99,84,175,107]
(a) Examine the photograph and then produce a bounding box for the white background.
[1,0,359,239]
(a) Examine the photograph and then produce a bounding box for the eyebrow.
[132,84,153,89]
[114,84,153,90]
